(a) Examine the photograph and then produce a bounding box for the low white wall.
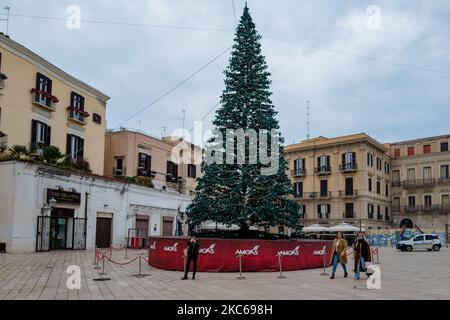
[0,161,192,253]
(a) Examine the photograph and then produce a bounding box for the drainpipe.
[84,192,89,236]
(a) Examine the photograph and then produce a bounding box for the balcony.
[436,204,450,212]
[113,167,127,176]
[339,190,358,198]
[318,191,332,199]
[404,205,420,213]
[392,206,401,213]
[438,177,450,185]
[293,193,304,199]
[391,181,402,188]
[315,166,331,176]
[31,88,58,112]
[421,205,436,212]
[137,168,157,178]
[402,179,435,189]
[377,214,383,220]
[385,215,391,221]
[339,163,357,173]
[291,168,306,178]
[68,108,89,125]
[302,192,317,200]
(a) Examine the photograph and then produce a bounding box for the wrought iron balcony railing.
[339,163,357,173]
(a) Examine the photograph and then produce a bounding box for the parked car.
[396,234,442,252]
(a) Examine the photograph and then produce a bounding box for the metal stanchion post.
[320,249,328,276]
[237,254,245,280]
[124,238,129,259]
[94,248,101,270]
[375,248,380,265]
[109,247,112,261]
[277,254,286,279]
[99,256,107,276]
[93,246,97,265]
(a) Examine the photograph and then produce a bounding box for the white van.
[396,234,442,252]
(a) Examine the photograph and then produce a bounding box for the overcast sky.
[3,0,450,145]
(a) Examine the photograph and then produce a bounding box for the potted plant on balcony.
[8,145,27,160]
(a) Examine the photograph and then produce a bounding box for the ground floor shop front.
[0,161,192,253]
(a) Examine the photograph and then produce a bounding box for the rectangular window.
[293,182,303,198]
[93,113,102,124]
[367,153,373,167]
[166,161,179,182]
[441,165,449,179]
[115,158,124,176]
[31,120,51,148]
[393,170,400,182]
[345,177,353,195]
[368,178,372,192]
[66,134,84,161]
[187,164,197,179]
[407,147,415,156]
[69,92,86,123]
[385,184,389,197]
[318,204,330,219]
[407,168,416,181]
[376,181,381,194]
[393,197,400,210]
[35,73,53,107]
[442,195,449,205]
[294,158,305,172]
[320,180,328,197]
[368,204,374,219]
[394,149,400,158]
[408,196,416,207]
[384,162,390,174]
[317,155,330,173]
[377,205,381,219]
[423,145,431,154]
[424,195,432,207]
[423,167,432,181]
[385,207,389,220]
[138,153,151,176]
[345,203,354,218]
[441,142,449,152]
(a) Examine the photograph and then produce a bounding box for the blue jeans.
[332,252,347,275]
[355,256,365,280]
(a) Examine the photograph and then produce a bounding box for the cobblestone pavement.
[0,247,449,300]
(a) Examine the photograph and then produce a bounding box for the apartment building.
[0,34,109,175]
[285,133,392,229]
[104,128,202,195]
[389,134,450,236]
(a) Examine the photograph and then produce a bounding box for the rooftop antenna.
[1,6,10,36]
[306,100,311,140]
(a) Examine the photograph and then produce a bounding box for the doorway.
[50,208,74,250]
[162,217,174,236]
[96,217,112,248]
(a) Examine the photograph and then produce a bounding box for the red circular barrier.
[147,237,333,272]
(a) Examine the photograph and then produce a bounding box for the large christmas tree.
[187,5,301,233]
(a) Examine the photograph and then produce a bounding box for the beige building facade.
[0,34,109,175]
[104,128,202,195]
[388,135,450,238]
[285,134,392,230]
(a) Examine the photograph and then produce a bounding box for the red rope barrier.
[142,256,149,264]
[102,255,139,266]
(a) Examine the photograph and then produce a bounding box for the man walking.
[182,236,200,280]
[329,232,348,279]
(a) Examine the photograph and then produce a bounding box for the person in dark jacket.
[182,236,200,280]
[353,232,371,280]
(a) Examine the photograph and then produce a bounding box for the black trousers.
[184,255,198,278]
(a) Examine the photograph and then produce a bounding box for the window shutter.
[327,204,331,214]
[317,157,320,168]
[45,125,51,147]
[70,92,75,108]
[294,159,297,171]
[81,96,85,111]
[352,152,356,163]
[35,74,41,101]
[317,205,320,214]
[326,156,330,167]
[31,120,37,146]
[47,78,52,94]
[342,153,345,165]
[79,138,84,160]
[66,134,72,158]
